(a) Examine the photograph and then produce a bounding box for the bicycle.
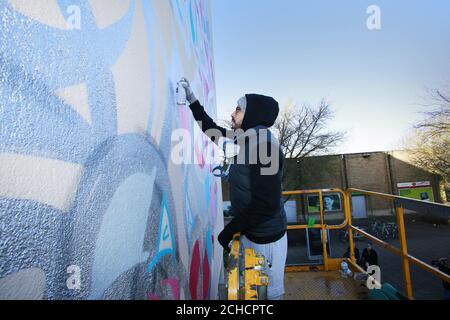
[339,226,366,243]
[369,220,398,241]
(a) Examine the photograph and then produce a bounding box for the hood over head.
[241,94,279,131]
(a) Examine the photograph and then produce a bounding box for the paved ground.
[286,219,450,300]
[284,271,369,300]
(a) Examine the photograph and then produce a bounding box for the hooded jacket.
[189,94,287,247]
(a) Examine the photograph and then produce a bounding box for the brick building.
[221,150,445,220]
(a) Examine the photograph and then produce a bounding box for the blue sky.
[210,0,450,154]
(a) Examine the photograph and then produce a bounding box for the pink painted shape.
[189,240,201,300]
[162,278,180,300]
[194,132,205,168]
[147,278,180,300]
[209,181,217,219]
[178,106,191,131]
[199,0,203,18]
[202,248,211,299]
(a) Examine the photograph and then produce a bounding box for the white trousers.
[240,233,288,299]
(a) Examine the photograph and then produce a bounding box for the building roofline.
[285,149,409,160]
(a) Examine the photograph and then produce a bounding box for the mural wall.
[0,0,223,300]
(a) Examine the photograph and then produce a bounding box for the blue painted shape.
[0,198,68,299]
[89,171,156,299]
[0,59,96,163]
[184,195,197,245]
[189,1,197,45]
[0,1,136,149]
[171,0,185,25]
[147,192,176,273]
[69,134,175,299]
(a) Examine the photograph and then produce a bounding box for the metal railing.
[283,188,450,300]
[283,188,350,272]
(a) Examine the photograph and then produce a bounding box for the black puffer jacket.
[189,94,287,248]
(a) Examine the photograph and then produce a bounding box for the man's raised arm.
[181,78,232,144]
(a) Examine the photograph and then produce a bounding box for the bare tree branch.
[415,87,450,137]
[408,85,450,188]
[273,99,346,160]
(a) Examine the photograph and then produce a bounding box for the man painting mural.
[180,78,287,300]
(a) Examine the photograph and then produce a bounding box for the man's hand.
[180,77,197,104]
[218,229,233,253]
[218,218,244,253]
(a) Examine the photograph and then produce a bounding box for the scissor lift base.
[284,271,369,300]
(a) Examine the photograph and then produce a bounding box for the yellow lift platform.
[225,188,450,300]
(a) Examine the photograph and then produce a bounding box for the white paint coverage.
[113,0,152,135]
[8,0,69,29]
[0,153,84,212]
[89,0,132,29]
[55,82,92,125]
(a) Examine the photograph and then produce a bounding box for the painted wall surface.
[0,0,223,300]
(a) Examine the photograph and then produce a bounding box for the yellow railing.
[283,189,350,272]
[283,188,450,300]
